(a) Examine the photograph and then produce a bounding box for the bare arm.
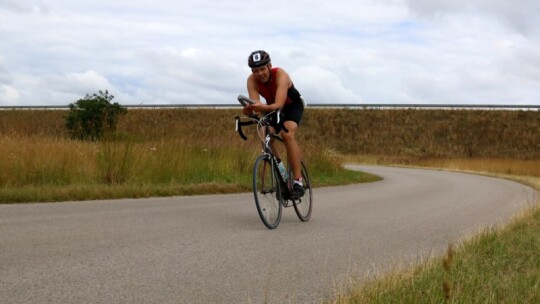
[243,75,261,115]
[247,69,292,113]
[271,69,291,111]
[247,75,261,103]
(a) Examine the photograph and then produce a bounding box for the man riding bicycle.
[242,50,306,199]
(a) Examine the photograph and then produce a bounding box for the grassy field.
[1,107,539,302]
[2,108,538,160]
[0,133,378,202]
[0,108,537,202]
[0,108,384,203]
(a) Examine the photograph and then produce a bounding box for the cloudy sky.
[1,0,539,106]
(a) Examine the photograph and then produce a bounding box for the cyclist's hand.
[249,102,267,113]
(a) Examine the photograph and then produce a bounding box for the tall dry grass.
[0,108,538,202]
[0,135,95,187]
[345,155,540,177]
[2,108,538,160]
[0,135,258,186]
[415,158,540,177]
[302,108,539,159]
[0,109,67,137]
[0,108,378,202]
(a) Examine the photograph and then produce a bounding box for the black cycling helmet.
[248,50,271,68]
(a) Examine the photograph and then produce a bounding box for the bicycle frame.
[235,111,288,182]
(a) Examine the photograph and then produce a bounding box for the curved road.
[0,166,537,303]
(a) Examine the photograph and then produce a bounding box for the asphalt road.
[0,166,537,303]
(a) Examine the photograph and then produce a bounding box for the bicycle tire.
[292,160,313,221]
[253,155,283,229]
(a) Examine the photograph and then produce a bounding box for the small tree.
[65,90,127,141]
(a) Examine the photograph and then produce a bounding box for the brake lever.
[234,116,248,140]
[275,110,289,133]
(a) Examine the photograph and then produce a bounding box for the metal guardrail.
[1,104,539,110]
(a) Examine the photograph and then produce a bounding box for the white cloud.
[0,85,19,104]
[50,70,112,93]
[0,0,539,106]
[0,0,50,14]
[404,0,540,36]
[293,66,363,104]
[8,70,120,105]
[0,55,11,84]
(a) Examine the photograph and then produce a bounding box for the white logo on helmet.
[253,53,261,62]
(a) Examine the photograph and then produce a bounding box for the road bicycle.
[235,95,313,229]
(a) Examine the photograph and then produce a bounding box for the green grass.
[0,168,377,203]
[0,182,251,203]
[0,137,378,203]
[331,206,540,303]
[329,171,540,304]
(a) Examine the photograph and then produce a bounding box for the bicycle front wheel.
[293,160,313,221]
[253,155,283,229]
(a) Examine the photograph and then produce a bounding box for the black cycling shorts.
[270,100,304,133]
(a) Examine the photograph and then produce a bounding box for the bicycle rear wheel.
[253,155,283,229]
[293,160,313,221]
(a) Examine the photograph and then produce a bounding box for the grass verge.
[329,164,540,304]
[0,146,379,203]
[331,205,540,303]
[0,169,379,203]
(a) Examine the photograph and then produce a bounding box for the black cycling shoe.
[290,183,305,199]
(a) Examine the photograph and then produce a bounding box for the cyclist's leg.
[280,120,302,180]
[280,102,304,181]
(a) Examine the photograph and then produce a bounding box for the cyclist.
[242,50,306,199]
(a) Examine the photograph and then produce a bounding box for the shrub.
[65,90,127,141]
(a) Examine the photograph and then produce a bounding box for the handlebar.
[235,110,289,141]
[235,115,256,140]
[237,94,256,106]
